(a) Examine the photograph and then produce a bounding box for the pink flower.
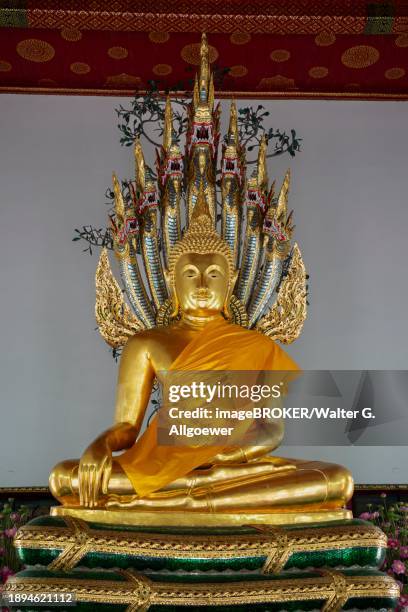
[359,512,371,520]
[3,527,17,538]
[10,512,20,522]
[1,566,14,582]
[370,511,379,519]
[400,546,408,559]
[388,538,400,549]
[392,559,406,575]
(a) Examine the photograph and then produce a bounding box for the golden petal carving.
[256,244,307,344]
[95,248,145,348]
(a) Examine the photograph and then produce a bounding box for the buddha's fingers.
[88,466,96,508]
[101,459,111,495]
[92,466,102,508]
[79,467,87,507]
[106,493,140,508]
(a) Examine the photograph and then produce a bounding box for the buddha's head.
[166,194,237,319]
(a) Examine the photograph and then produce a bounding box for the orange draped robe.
[117,318,299,497]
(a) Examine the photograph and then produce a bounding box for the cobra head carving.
[97,33,307,348]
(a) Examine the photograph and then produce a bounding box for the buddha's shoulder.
[124,325,178,351]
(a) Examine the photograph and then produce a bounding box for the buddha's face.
[174,253,230,315]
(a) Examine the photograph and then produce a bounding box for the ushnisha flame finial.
[257,134,268,192]
[112,172,125,219]
[134,138,145,193]
[276,168,291,221]
[199,32,210,104]
[227,100,238,145]
[163,96,173,152]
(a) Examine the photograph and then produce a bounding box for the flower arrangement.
[360,495,408,611]
[0,499,32,586]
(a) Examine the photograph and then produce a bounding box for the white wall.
[0,94,407,486]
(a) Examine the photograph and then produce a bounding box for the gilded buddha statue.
[7,33,399,612]
[49,34,353,525]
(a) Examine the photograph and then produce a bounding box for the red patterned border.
[0,0,403,34]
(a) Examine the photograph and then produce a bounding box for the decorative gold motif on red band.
[16,39,55,63]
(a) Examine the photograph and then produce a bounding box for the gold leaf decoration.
[308,66,329,79]
[149,32,170,43]
[16,39,55,63]
[256,244,307,344]
[315,31,336,47]
[270,49,291,62]
[341,45,379,69]
[0,60,12,72]
[108,46,128,59]
[153,63,172,75]
[105,73,142,88]
[257,75,296,91]
[385,67,405,79]
[95,248,144,348]
[70,62,91,74]
[61,29,82,42]
[229,65,248,77]
[230,32,251,45]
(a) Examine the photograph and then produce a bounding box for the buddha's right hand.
[78,439,112,508]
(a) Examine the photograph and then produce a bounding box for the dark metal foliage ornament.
[95,34,307,347]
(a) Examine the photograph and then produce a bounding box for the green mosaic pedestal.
[14,517,387,574]
[4,568,399,611]
[5,516,400,611]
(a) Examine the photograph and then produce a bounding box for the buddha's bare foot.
[105,492,203,511]
[106,493,140,508]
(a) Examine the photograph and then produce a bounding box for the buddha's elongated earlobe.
[170,290,180,319]
[223,298,232,321]
[223,270,238,320]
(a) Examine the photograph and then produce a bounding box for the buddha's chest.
[149,332,196,381]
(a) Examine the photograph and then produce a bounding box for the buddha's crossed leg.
[49,457,352,511]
